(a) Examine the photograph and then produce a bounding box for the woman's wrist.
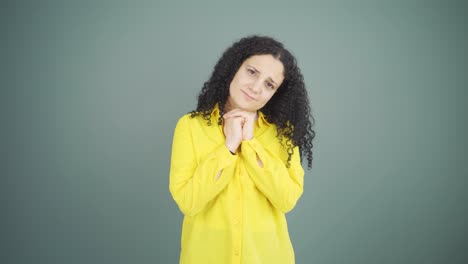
[225,143,238,155]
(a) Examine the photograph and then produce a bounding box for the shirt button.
[233,218,240,225]
[233,249,240,256]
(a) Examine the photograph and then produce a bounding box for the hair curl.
[190,35,315,169]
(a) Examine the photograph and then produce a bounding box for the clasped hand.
[223,109,257,153]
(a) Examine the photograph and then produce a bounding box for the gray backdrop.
[3,0,467,263]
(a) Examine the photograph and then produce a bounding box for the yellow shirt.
[169,105,305,264]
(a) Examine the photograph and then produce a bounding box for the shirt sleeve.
[240,137,304,213]
[169,115,238,217]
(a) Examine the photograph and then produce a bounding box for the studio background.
[3,0,467,263]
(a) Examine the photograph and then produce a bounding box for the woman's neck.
[223,101,259,121]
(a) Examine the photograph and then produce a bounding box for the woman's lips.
[241,90,256,101]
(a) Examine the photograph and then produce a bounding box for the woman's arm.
[169,115,238,217]
[240,138,304,213]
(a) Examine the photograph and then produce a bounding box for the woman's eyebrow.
[247,65,278,85]
[247,65,260,74]
[268,78,278,86]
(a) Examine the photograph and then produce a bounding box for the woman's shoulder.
[175,112,193,122]
[174,111,216,129]
[172,111,222,143]
[174,112,194,127]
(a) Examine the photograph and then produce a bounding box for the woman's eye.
[267,82,274,89]
[247,69,255,75]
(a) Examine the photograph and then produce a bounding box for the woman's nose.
[249,79,262,94]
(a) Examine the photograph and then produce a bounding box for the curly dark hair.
[190,35,315,169]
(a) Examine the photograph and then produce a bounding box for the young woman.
[169,35,315,264]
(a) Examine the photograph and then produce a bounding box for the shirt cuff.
[214,143,238,168]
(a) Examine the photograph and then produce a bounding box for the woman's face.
[227,54,285,112]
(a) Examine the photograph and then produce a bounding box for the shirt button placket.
[232,179,243,264]
[232,222,241,263]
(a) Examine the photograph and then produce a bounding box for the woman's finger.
[223,109,254,119]
[223,108,243,117]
